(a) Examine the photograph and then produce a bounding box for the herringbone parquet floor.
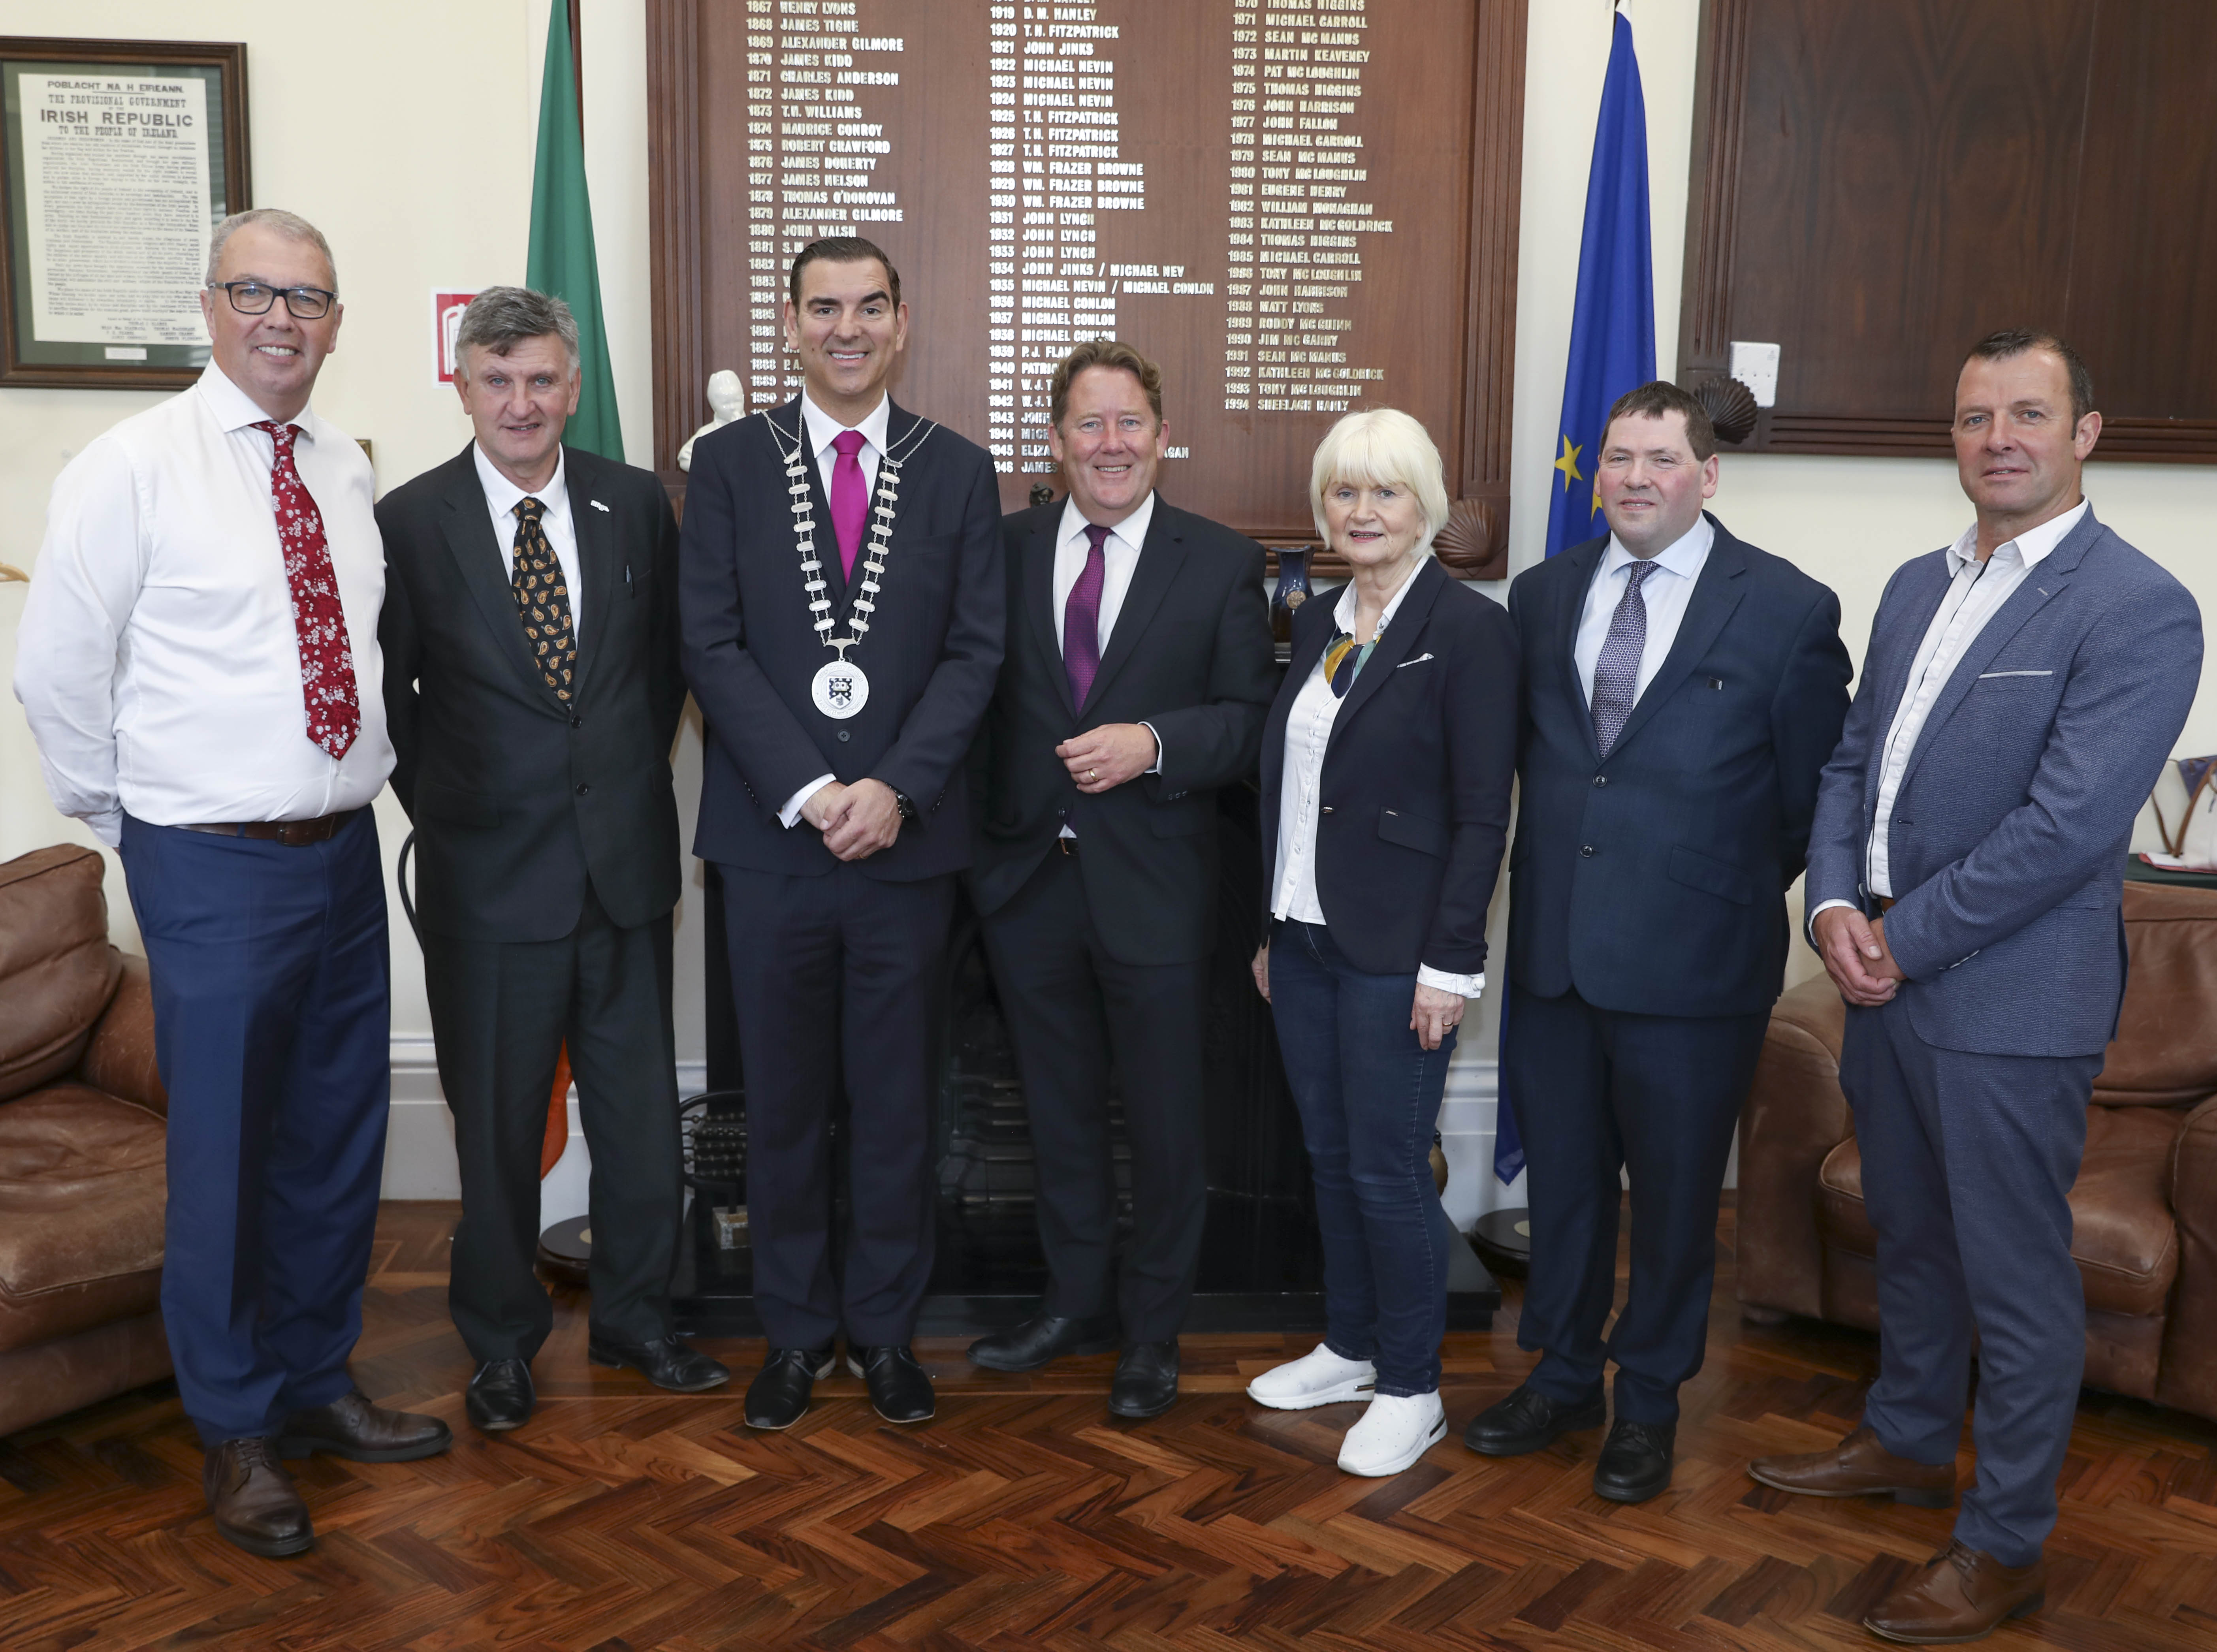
[5,1200,2215,1650]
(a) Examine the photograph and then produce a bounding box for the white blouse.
[1268,559,1483,999]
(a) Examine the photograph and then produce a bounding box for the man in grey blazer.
[1748,331,2200,1644]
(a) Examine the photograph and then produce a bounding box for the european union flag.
[1541,11,1656,562]
[1500,11,1655,1189]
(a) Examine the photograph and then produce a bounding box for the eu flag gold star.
[1553,435,1583,491]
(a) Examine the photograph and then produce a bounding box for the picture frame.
[0,36,248,390]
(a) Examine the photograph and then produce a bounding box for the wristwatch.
[890,788,918,822]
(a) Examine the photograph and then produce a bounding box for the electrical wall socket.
[1730,341,1780,408]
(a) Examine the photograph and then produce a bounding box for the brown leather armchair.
[1738,879,2217,1423]
[0,844,171,1437]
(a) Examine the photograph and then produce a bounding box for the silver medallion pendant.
[811,657,870,719]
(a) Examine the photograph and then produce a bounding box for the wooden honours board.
[647,0,1524,572]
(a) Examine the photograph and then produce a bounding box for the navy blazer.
[1258,557,1519,977]
[679,397,1005,881]
[969,499,1277,966]
[1807,506,2201,1057]
[378,443,685,942]
[1507,515,1852,1018]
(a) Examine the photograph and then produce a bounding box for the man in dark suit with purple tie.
[965,340,1277,1419]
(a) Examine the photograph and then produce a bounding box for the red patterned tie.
[252,421,359,760]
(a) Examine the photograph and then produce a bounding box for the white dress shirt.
[13,362,390,847]
[1269,559,1483,998]
[1053,490,1155,651]
[800,388,889,506]
[474,442,583,636]
[1053,491,1163,834]
[1572,514,1715,709]
[778,390,894,826]
[1812,499,2089,920]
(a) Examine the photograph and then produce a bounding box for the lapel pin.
[590,499,610,512]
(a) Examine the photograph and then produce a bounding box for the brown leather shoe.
[1748,1424,1955,1508]
[1864,1540,2044,1643]
[274,1388,452,1463]
[203,1438,314,1558]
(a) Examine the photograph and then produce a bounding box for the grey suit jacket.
[1805,506,2201,1056]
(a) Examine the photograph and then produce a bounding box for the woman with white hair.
[1246,408,1519,1475]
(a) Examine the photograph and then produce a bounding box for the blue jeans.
[1268,920,1457,1395]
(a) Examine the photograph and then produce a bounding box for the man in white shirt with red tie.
[14,209,448,1560]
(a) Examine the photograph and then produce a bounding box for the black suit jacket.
[679,397,1004,880]
[1258,557,1520,977]
[970,498,1277,965]
[376,443,685,943]
[1506,512,1852,1017]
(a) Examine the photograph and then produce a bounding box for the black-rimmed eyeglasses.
[208,280,336,320]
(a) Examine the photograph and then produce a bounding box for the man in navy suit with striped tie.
[1474,381,1851,1503]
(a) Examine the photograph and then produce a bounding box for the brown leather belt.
[177,809,359,847]
[1875,895,1897,913]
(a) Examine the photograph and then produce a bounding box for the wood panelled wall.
[1681,0,2217,461]
[646,0,1525,576]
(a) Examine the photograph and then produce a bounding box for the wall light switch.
[1730,341,1780,408]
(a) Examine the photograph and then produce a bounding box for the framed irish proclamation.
[647,0,1525,577]
[0,37,249,390]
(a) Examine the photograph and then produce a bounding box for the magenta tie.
[829,428,868,579]
[1064,523,1110,709]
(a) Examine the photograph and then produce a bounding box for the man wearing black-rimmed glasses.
[16,208,449,1561]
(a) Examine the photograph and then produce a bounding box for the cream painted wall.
[0,3,2208,1209]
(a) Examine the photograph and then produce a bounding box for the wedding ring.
[1089,768,1099,780]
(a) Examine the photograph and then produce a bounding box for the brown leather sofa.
[0,844,171,1437]
[1738,879,2217,1423]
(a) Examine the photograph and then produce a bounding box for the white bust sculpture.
[677,369,747,471]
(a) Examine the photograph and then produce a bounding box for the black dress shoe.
[848,1345,935,1423]
[586,1332,731,1393]
[968,1311,1121,1373]
[276,1387,453,1461]
[1108,1340,1179,1419]
[1593,1417,1675,1503]
[1462,1382,1607,1456]
[745,1345,836,1430]
[464,1360,535,1433]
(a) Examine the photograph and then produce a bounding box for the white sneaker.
[1246,1344,1377,1410]
[1336,1392,1447,1477]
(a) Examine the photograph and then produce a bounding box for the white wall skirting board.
[382,1038,706,1228]
[382,1044,1726,1235]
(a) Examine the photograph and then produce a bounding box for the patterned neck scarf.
[1323,628,1377,698]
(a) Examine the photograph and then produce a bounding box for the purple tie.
[1590,558,1658,757]
[829,428,868,579]
[1064,523,1110,709]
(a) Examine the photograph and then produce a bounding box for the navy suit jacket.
[969,499,1277,965]
[1507,514,1852,1017]
[1807,506,2201,1057]
[1259,557,1519,977]
[378,443,685,942]
[679,397,1005,880]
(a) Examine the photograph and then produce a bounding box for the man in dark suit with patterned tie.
[378,287,726,1436]
[1472,381,1851,1502]
[965,341,1277,1418]
[680,239,1006,1430]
